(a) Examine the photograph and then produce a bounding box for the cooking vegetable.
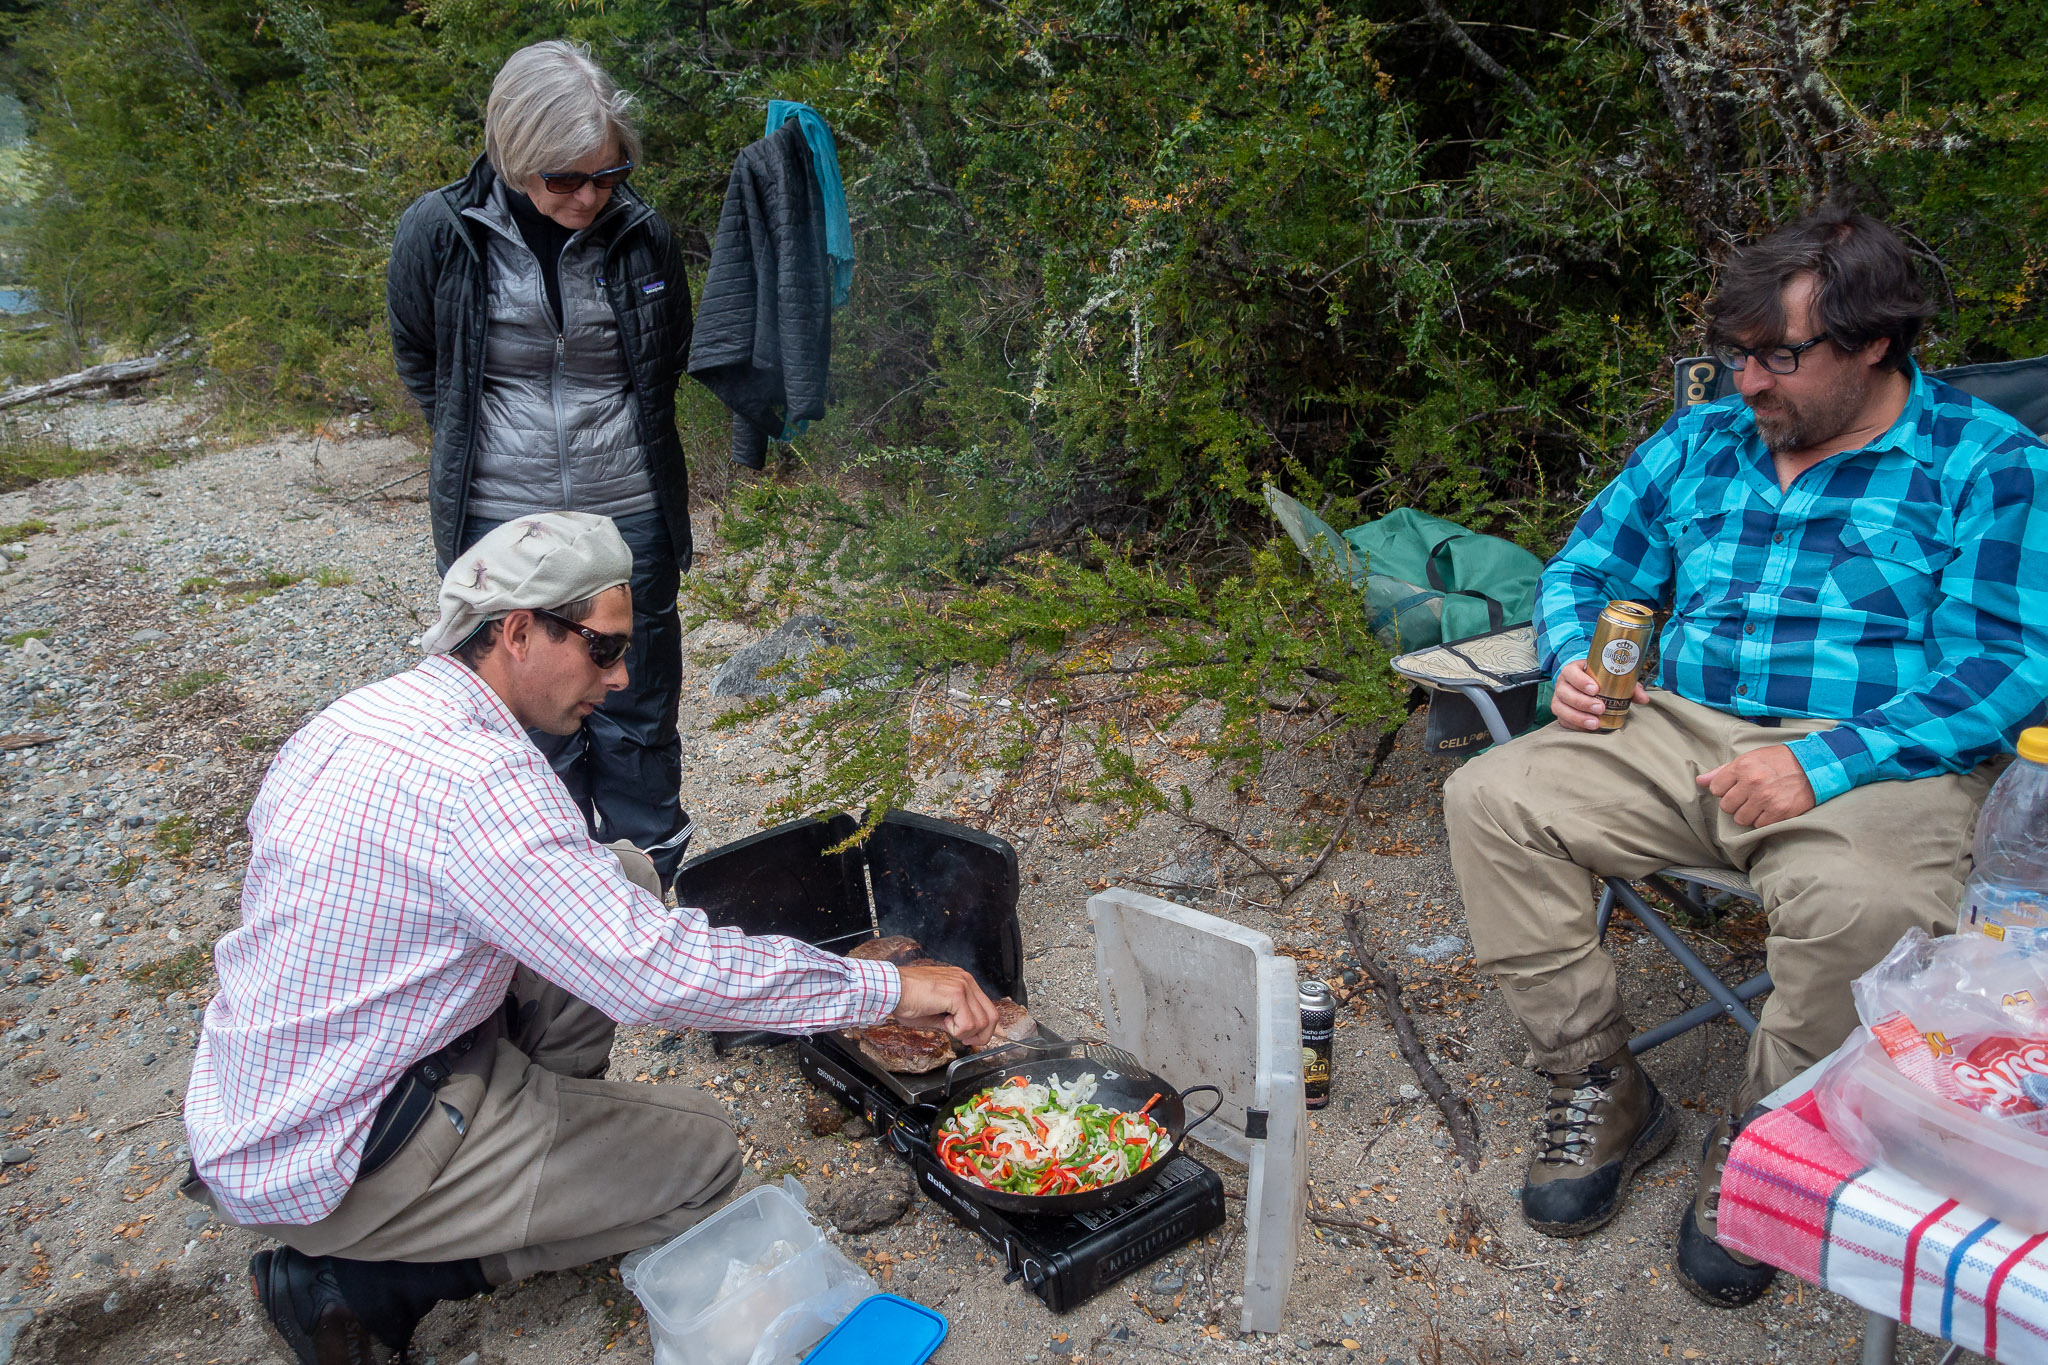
[936,1072,1173,1194]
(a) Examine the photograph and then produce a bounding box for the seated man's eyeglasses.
[539,162,633,195]
[1712,333,1831,375]
[531,608,630,668]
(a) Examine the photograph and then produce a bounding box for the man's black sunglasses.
[539,161,633,195]
[532,608,630,668]
[1712,333,1832,376]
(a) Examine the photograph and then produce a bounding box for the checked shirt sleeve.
[1784,442,2048,802]
[438,754,900,1032]
[1534,422,1685,677]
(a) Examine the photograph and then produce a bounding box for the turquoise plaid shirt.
[1535,365,2048,804]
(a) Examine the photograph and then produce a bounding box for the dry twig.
[1340,910,1482,1170]
[343,467,428,503]
[113,1107,183,1135]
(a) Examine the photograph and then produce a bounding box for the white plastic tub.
[1815,1028,2048,1233]
[620,1176,875,1365]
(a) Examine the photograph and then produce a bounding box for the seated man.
[1444,208,2048,1305]
[182,511,997,1364]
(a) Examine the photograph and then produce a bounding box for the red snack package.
[1950,1034,2048,1117]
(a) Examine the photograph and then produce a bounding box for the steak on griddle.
[853,1023,958,1074]
[990,997,1038,1044]
[847,935,928,967]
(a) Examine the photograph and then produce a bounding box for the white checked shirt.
[184,655,899,1226]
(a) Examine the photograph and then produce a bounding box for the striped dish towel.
[1719,1090,2048,1362]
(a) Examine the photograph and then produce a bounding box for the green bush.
[4,0,2042,826]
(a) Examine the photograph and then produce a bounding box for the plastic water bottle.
[1959,727,2048,946]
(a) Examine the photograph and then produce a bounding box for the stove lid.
[672,812,872,950]
[865,810,1026,1004]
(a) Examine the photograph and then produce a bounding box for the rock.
[126,629,168,644]
[3,1023,43,1044]
[101,1291,120,1314]
[814,1163,915,1234]
[1149,861,1209,892]
[1398,1083,1422,1101]
[707,615,839,698]
[99,1144,134,1180]
[840,1115,874,1140]
[1403,934,1467,964]
[183,1209,210,1229]
[1149,1268,1184,1294]
[0,1148,30,1165]
[803,1092,847,1136]
[17,638,51,661]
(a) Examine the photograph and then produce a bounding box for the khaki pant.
[197,847,740,1285]
[1443,691,1997,1111]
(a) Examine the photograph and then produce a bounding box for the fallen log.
[0,334,192,412]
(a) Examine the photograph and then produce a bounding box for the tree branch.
[1419,0,1543,113]
[1341,910,1482,1170]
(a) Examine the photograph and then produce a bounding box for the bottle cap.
[2020,728,2048,765]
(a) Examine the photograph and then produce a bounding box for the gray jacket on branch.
[687,119,833,469]
[387,157,695,571]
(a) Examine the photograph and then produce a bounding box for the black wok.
[888,1040,1222,1215]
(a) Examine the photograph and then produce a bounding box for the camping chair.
[1392,350,2048,1056]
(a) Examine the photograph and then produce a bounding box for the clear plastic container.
[1958,727,2048,945]
[620,1177,876,1365]
[1815,1028,2048,1233]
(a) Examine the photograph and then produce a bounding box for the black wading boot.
[251,1246,491,1365]
[1675,1110,1779,1307]
[1521,1045,1676,1236]
[250,1247,400,1365]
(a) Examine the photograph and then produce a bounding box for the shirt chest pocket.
[1822,521,1949,619]
[1670,511,1732,615]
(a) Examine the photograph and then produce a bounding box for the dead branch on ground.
[1341,910,1482,1170]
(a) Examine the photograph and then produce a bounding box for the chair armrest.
[1390,623,1542,691]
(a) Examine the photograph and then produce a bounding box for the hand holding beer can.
[1584,601,1655,732]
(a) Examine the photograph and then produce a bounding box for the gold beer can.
[1585,600,1656,732]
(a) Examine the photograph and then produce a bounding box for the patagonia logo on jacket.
[642,280,666,296]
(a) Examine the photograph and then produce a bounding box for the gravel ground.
[0,394,1977,1364]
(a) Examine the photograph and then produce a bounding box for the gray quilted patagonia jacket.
[687,119,832,469]
[387,157,694,571]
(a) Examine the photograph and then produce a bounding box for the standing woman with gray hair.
[388,39,697,883]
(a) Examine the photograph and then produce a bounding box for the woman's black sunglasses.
[538,161,633,195]
[532,608,631,668]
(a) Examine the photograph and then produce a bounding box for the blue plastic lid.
[802,1292,947,1365]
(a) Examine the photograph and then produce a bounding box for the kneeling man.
[183,512,996,1362]
[1445,209,2048,1305]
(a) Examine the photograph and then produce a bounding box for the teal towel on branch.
[765,100,854,308]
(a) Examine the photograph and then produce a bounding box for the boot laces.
[1537,1064,1615,1167]
[1701,1123,1735,1225]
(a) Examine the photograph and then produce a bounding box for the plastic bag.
[1849,927,2048,1131]
[1814,1028,2048,1233]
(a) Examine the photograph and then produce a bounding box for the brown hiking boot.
[1520,1045,1675,1236]
[1676,1110,1778,1307]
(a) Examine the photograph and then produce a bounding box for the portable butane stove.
[796,1029,1225,1313]
[672,808,1225,1314]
